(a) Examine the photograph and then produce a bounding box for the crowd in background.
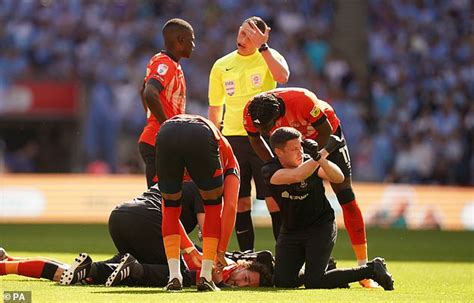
[0,0,471,185]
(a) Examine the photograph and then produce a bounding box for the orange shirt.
[243,87,340,139]
[139,52,186,146]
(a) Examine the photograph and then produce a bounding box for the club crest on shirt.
[251,73,262,87]
[299,180,308,189]
[157,64,169,75]
[225,80,235,96]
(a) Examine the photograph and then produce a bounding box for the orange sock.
[341,200,367,261]
[202,237,219,261]
[353,243,368,264]
[0,262,19,275]
[163,234,181,260]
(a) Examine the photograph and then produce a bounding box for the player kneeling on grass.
[262,127,394,290]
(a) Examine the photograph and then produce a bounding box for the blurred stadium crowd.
[0,0,472,185]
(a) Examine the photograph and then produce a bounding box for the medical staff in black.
[262,127,394,290]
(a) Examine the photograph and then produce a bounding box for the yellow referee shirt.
[209,49,284,136]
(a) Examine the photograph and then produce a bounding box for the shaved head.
[162,18,194,45]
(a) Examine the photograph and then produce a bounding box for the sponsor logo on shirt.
[157,64,169,75]
[225,80,235,96]
[282,191,308,200]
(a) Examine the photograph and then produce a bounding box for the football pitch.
[1,225,473,302]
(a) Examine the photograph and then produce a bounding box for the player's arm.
[139,81,147,113]
[317,157,344,183]
[248,134,274,162]
[143,79,167,123]
[218,173,239,254]
[179,220,202,267]
[208,105,224,130]
[311,118,332,149]
[303,138,343,183]
[270,158,320,185]
[243,22,289,84]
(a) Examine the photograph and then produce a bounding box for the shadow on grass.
[91,287,300,294]
[1,225,473,262]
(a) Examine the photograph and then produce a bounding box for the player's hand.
[302,139,322,161]
[187,248,203,268]
[242,21,270,49]
[212,267,224,284]
[325,135,346,154]
[215,251,228,270]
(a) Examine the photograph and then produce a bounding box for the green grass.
[1,225,473,302]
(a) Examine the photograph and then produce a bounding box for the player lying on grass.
[0,247,273,288]
[0,247,67,282]
[0,180,269,288]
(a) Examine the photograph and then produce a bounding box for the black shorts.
[108,208,167,265]
[226,136,269,199]
[326,127,352,178]
[156,119,223,194]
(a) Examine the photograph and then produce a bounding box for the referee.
[208,16,290,251]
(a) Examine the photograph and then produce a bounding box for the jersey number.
[338,145,350,165]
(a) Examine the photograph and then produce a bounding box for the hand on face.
[214,251,228,270]
[242,21,270,49]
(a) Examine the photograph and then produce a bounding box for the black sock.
[270,211,282,241]
[88,263,98,280]
[91,262,117,284]
[41,262,59,280]
[307,266,373,289]
[236,211,254,251]
[131,263,144,280]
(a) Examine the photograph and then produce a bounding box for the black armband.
[311,114,328,127]
[146,78,164,92]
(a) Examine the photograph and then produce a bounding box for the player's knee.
[331,178,351,192]
[162,192,183,207]
[265,197,280,212]
[199,186,223,202]
[237,197,252,211]
[335,188,355,205]
[274,275,299,288]
[203,196,223,206]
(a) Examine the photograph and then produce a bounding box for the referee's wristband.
[258,43,269,52]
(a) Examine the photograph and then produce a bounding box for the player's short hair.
[270,127,301,150]
[162,18,193,36]
[243,16,267,33]
[238,260,273,287]
[248,93,281,128]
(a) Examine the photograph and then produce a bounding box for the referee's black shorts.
[226,136,270,199]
